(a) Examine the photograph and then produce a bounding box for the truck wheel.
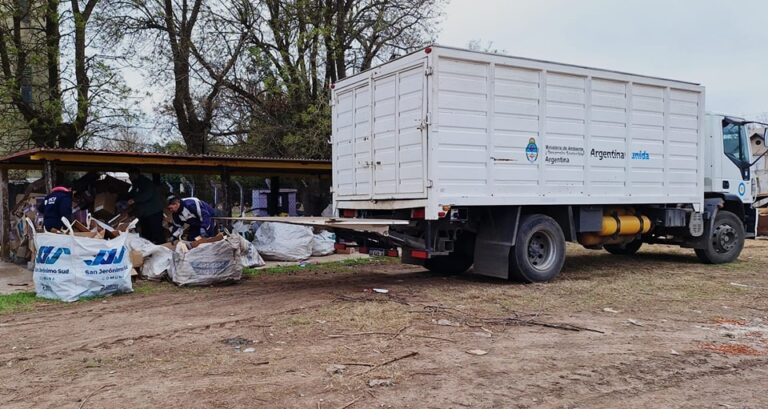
[695,211,745,264]
[509,214,566,283]
[424,254,473,275]
[604,239,643,255]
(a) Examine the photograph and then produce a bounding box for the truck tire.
[604,239,643,255]
[695,210,745,264]
[509,214,566,283]
[424,254,473,275]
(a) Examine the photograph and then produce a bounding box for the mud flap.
[472,207,520,279]
[687,198,723,249]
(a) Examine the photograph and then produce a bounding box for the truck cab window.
[722,121,749,163]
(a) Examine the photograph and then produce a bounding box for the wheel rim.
[711,223,737,254]
[527,230,557,272]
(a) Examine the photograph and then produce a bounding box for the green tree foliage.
[0,0,140,152]
[104,0,443,158]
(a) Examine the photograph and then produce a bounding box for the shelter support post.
[221,169,231,220]
[1,168,10,261]
[267,176,280,216]
[43,160,54,192]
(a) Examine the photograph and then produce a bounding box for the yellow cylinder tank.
[599,214,652,237]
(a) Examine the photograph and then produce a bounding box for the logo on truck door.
[526,138,539,162]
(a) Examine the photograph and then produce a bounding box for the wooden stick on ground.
[78,384,116,409]
[338,396,361,409]
[339,362,376,367]
[329,332,455,343]
[360,351,418,375]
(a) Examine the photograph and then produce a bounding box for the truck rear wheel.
[695,210,745,264]
[604,239,643,255]
[509,214,566,283]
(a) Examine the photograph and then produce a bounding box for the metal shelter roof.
[0,148,331,176]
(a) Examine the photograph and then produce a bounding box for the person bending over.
[167,195,216,240]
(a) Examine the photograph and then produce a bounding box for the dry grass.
[419,242,768,317]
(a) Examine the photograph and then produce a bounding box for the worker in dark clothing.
[167,195,216,240]
[127,169,166,244]
[37,186,72,231]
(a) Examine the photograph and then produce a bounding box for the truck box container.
[332,46,706,218]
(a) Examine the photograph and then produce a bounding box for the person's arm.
[171,212,183,229]
[170,213,184,239]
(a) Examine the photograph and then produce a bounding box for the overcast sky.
[438,0,768,118]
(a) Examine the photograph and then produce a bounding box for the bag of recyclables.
[32,219,133,302]
[237,235,265,268]
[311,230,336,256]
[170,235,243,286]
[124,233,174,280]
[253,222,314,261]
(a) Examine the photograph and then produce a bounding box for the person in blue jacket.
[37,186,72,231]
[166,195,216,240]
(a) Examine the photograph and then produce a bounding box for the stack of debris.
[7,193,45,264]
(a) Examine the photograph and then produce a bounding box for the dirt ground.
[2,241,768,409]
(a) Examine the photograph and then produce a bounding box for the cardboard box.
[130,250,144,268]
[191,233,225,248]
[93,193,118,219]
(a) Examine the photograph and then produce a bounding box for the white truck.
[331,45,759,282]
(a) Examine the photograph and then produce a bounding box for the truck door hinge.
[425,66,433,76]
[426,179,433,188]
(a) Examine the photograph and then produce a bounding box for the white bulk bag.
[311,230,336,256]
[253,222,313,261]
[237,235,265,268]
[125,233,174,280]
[170,235,242,286]
[33,221,133,302]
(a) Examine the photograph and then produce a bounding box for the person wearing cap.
[167,195,216,240]
[37,186,73,231]
[127,168,166,244]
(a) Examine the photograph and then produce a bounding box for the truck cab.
[705,114,759,236]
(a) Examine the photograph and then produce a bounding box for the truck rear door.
[333,55,429,201]
[371,61,429,199]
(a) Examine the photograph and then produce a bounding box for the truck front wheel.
[694,210,745,264]
[509,214,566,283]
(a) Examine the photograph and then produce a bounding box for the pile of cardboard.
[8,173,135,263]
[7,193,45,263]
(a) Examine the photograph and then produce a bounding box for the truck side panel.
[429,48,704,216]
